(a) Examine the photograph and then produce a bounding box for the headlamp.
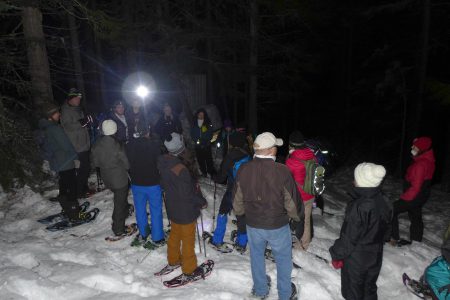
[135,85,150,99]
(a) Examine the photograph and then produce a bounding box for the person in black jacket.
[330,162,391,300]
[153,103,182,141]
[190,108,215,177]
[157,132,207,279]
[109,100,128,144]
[210,132,250,252]
[126,127,164,246]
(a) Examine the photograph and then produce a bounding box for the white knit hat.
[253,132,283,150]
[354,162,386,188]
[102,119,117,136]
[164,133,185,156]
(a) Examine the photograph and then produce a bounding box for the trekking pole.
[200,211,207,257]
[196,218,202,254]
[212,182,217,231]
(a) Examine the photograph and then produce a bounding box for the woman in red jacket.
[391,137,435,245]
[286,131,316,250]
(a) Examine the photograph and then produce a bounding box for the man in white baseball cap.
[233,131,303,299]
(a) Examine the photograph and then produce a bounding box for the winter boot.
[131,234,147,247]
[58,195,81,221]
[234,232,248,253]
[212,214,227,245]
[251,275,271,299]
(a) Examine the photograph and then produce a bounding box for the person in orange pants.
[157,133,207,277]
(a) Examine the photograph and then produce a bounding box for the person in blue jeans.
[126,125,165,246]
[233,132,304,300]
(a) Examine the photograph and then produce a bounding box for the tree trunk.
[206,0,214,105]
[248,0,258,134]
[22,5,54,109]
[67,3,86,105]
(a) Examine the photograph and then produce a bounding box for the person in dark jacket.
[109,100,128,144]
[391,137,435,245]
[154,103,182,141]
[218,119,236,157]
[190,108,215,177]
[39,104,88,221]
[157,133,207,279]
[233,132,303,300]
[330,162,391,300]
[126,127,164,246]
[126,99,149,139]
[210,132,250,252]
[91,120,133,236]
[60,88,93,198]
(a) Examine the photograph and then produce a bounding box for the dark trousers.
[111,185,129,235]
[195,146,215,176]
[391,199,426,241]
[341,250,383,300]
[58,169,80,219]
[76,151,90,197]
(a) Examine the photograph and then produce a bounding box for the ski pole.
[196,218,202,254]
[212,182,217,231]
[200,211,207,258]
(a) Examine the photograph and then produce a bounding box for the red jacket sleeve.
[400,162,426,201]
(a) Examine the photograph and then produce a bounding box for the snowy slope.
[0,169,448,300]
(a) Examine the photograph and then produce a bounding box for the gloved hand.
[78,115,94,127]
[332,260,344,269]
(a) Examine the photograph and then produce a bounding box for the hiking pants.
[111,185,129,235]
[131,184,164,241]
[167,221,197,275]
[300,198,314,250]
[76,151,90,197]
[58,168,80,219]
[194,146,215,176]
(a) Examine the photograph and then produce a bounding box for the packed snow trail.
[0,169,448,299]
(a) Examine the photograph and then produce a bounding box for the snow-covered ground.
[0,168,448,300]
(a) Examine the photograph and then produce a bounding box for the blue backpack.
[231,155,251,179]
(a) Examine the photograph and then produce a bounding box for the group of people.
[38,88,448,300]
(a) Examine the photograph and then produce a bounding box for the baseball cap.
[253,132,283,150]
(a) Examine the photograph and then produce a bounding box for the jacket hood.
[351,186,382,199]
[157,154,181,170]
[290,148,315,161]
[414,149,435,164]
[38,118,55,130]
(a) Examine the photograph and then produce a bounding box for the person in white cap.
[329,162,391,300]
[91,119,134,237]
[233,132,303,300]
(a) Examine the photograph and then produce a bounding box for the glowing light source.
[135,85,150,99]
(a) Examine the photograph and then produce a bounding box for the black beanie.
[229,132,247,148]
[289,131,305,148]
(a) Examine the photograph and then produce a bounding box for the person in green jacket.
[39,104,87,221]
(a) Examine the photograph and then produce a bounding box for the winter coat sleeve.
[283,174,302,222]
[400,162,426,201]
[117,144,130,171]
[329,203,367,260]
[232,181,245,216]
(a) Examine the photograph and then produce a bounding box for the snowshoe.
[38,201,90,225]
[163,259,214,288]
[143,238,167,250]
[202,231,233,253]
[154,263,181,277]
[402,273,433,299]
[45,207,99,231]
[131,234,147,247]
[290,282,298,300]
[251,275,271,299]
[105,223,138,242]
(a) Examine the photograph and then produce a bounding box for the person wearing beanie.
[190,108,216,177]
[208,132,251,253]
[109,100,128,144]
[233,132,302,300]
[91,119,134,236]
[390,137,435,245]
[126,127,164,248]
[286,130,317,251]
[61,88,92,199]
[218,119,236,157]
[38,104,90,222]
[156,135,207,282]
[154,103,183,142]
[329,162,391,300]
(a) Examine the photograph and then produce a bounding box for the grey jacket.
[91,135,129,190]
[61,102,90,152]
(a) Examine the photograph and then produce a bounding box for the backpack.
[232,155,251,179]
[297,158,326,196]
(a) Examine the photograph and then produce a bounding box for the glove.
[332,260,344,269]
[78,115,94,127]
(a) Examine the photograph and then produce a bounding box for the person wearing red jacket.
[286,131,316,250]
[391,137,436,245]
